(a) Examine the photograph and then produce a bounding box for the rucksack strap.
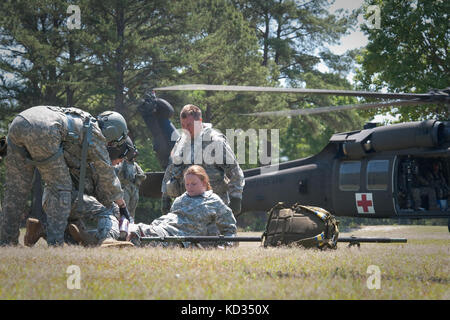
[76,117,92,213]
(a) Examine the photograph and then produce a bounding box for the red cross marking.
[357,194,373,213]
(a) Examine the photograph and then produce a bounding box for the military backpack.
[262,202,339,250]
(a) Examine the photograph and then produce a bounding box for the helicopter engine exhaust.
[342,120,449,158]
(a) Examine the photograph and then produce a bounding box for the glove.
[229,197,242,215]
[161,195,172,214]
[119,206,131,221]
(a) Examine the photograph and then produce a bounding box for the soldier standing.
[113,137,146,221]
[0,106,132,246]
[161,104,244,225]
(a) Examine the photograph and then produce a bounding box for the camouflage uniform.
[115,159,146,220]
[162,123,244,204]
[130,190,236,246]
[64,162,120,244]
[161,123,244,235]
[0,106,123,246]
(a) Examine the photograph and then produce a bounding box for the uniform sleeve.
[214,197,237,237]
[87,125,123,205]
[170,195,183,212]
[134,162,147,186]
[161,161,185,196]
[217,136,245,199]
[115,161,125,180]
[162,134,190,196]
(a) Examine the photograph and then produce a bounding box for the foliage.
[279,71,367,161]
[355,0,450,121]
[0,0,78,110]
[232,0,358,80]
[229,0,367,161]
[0,1,373,226]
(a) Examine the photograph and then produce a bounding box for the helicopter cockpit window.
[367,160,390,191]
[339,161,361,191]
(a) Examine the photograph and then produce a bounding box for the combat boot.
[24,218,45,247]
[68,224,98,247]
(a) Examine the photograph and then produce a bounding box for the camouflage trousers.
[128,222,169,247]
[128,223,210,248]
[122,184,139,220]
[1,115,71,246]
[206,191,228,236]
[64,192,120,244]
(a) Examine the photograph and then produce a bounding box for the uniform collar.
[185,190,212,198]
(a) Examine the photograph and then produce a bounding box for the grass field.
[0,226,448,300]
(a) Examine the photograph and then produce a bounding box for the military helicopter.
[137,85,450,230]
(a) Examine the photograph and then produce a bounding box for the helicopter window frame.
[366,160,390,191]
[339,161,361,191]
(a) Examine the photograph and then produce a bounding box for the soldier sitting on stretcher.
[74,165,237,248]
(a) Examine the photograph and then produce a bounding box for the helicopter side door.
[394,155,450,218]
[332,157,395,218]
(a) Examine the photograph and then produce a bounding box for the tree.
[0,1,369,226]
[355,0,450,121]
[154,1,285,134]
[0,1,81,113]
[232,0,358,82]
[226,0,367,161]
[76,1,192,127]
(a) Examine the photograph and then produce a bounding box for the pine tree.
[229,0,367,160]
[0,1,78,112]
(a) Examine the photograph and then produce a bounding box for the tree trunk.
[115,4,126,118]
[66,40,75,107]
[262,12,270,66]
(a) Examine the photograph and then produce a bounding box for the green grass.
[0,226,448,299]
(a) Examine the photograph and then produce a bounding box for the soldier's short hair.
[180,104,202,120]
[183,165,212,191]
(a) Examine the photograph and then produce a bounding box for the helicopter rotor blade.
[241,99,434,117]
[154,84,431,100]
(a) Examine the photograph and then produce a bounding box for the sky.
[324,1,400,123]
[327,0,369,55]
[316,0,369,79]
